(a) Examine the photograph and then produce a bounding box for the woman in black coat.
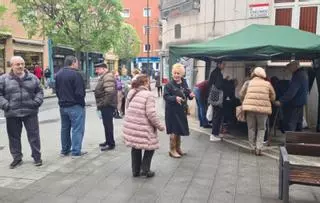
[164,63,195,158]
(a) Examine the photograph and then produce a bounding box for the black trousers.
[157,86,163,97]
[6,114,41,161]
[282,106,303,132]
[131,148,154,174]
[212,106,223,136]
[101,106,115,146]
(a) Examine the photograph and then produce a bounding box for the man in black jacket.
[208,61,225,142]
[0,56,44,168]
[55,56,87,157]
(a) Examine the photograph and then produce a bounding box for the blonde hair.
[172,63,185,76]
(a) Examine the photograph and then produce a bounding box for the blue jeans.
[60,105,86,156]
[193,87,209,127]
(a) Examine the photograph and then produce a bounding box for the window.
[143,25,149,35]
[143,8,151,17]
[299,7,318,33]
[275,8,292,26]
[144,44,151,52]
[174,24,181,39]
[121,9,130,18]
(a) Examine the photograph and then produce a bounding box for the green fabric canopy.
[169,24,320,62]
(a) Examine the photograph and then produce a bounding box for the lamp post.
[147,0,150,76]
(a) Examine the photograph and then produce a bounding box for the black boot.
[141,150,155,178]
[131,148,142,177]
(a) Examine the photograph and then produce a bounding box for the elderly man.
[0,56,43,169]
[94,63,117,151]
[55,56,87,157]
[276,61,308,132]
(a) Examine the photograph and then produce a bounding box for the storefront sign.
[135,57,160,63]
[249,3,269,18]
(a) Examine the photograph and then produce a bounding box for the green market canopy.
[169,24,320,62]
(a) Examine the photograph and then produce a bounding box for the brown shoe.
[175,136,186,156]
[169,135,181,158]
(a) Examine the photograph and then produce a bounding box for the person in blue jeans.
[55,56,87,157]
[193,80,211,128]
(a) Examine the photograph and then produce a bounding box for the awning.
[13,38,44,46]
[169,24,320,64]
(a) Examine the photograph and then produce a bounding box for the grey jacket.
[0,70,44,118]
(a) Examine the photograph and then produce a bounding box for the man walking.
[276,61,308,132]
[0,56,43,168]
[55,56,87,157]
[94,63,117,151]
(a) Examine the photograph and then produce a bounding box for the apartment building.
[121,0,161,71]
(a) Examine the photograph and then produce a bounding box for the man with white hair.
[0,56,44,169]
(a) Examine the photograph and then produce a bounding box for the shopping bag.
[206,105,213,121]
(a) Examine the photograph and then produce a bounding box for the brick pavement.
[0,86,319,203]
[0,127,319,203]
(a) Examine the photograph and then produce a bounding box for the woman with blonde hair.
[239,67,276,155]
[164,63,195,158]
[123,74,164,177]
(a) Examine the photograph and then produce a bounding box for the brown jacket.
[94,72,117,109]
[240,77,276,115]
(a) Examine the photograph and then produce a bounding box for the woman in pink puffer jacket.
[123,74,165,178]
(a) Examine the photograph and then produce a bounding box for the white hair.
[10,56,24,65]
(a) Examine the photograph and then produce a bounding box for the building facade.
[0,0,48,74]
[121,0,161,72]
[160,0,320,126]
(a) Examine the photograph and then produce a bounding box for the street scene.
[0,89,317,203]
[0,0,320,203]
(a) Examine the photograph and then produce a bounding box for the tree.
[114,23,140,73]
[12,0,123,53]
[0,5,9,32]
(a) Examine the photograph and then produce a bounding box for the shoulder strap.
[128,90,140,104]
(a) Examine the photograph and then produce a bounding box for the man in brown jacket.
[94,63,117,151]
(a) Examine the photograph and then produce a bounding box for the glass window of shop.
[14,51,43,73]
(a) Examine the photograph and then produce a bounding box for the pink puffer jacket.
[123,86,164,150]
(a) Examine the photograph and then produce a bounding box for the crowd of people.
[0,55,309,178]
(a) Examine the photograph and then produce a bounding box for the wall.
[0,0,48,70]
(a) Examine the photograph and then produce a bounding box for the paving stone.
[235,194,262,203]
[2,189,39,203]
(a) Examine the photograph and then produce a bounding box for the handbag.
[236,106,246,122]
[208,84,223,107]
[206,105,213,121]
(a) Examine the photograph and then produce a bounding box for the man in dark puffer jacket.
[0,56,43,169]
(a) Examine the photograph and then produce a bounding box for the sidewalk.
[0,91,318,202]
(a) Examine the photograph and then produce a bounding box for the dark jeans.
[193,87,209,127]
[157,86,163,97]
[60,105,86,156]
[6,114,41,161]
[212,106,223,136]
[131,148,154,174]
[101,106,115,147]
[282,106,303,132]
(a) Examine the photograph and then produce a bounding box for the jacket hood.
[253,67,266,79]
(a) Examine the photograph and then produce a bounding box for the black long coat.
[164,79,192,136]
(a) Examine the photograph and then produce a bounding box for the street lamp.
[147,0,150,76]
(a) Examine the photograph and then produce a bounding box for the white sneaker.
[210,135,221,142]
